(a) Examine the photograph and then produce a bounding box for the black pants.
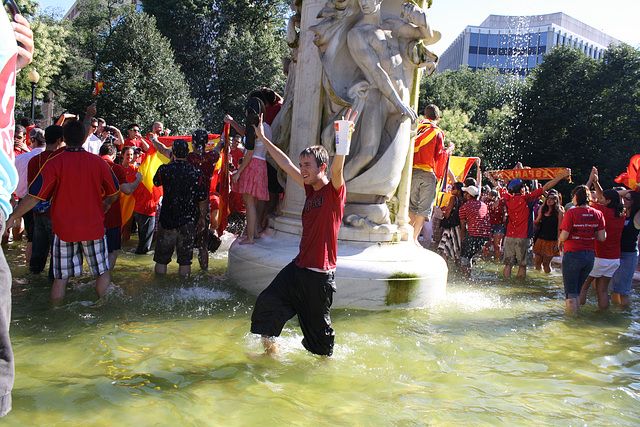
[251,262,336,356]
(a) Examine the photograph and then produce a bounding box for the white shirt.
[83,134,102,155]
[14,147,44,198]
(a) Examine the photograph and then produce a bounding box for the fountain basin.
[227,228,448,309]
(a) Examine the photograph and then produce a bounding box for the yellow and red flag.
[436,156,480,207]
[217,123,231,236]
[614,155,640,190]
[94,82,104,97]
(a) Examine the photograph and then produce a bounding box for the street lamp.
[27,67,40,120]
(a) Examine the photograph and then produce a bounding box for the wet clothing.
[153,160,208,230]
[251,181,345,356]
[102,156,127,230]
[52,235,109,280]
[251,262,336,356]
[536,211,559,241]
[154,221,197,266]
[458,199,491,238]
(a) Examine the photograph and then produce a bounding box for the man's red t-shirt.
[102,156,127,229]
[294,181,346,271]
[593,203,625,259]
[500,187,544,238]
[28,147,120,242]
[560,206,605,253]
[459,199,491,238]
[187,151,219,189]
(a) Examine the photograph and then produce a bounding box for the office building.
[438,12,619,76]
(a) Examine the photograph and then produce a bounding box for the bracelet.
[83,120,91,124]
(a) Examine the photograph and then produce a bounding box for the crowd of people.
[411,104,638,313]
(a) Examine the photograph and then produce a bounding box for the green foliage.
[419,67,528,169]
[516,44,640,189]
[142,0,289,130]
[94,11,199,133]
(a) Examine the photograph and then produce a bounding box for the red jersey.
[264,102,282,126]
[28,147,120,242]
[123,137,148,149]
[593,203,625,259]
[560,206,605,253]
[459,199,491,238]
[500,187,544,238]
[27,149,63,217]
[412,120,447,179]
[488,199,506,226]
[294,182,346,270]
[187,151,220,189]
[230,147,243,170]
[102,156,127,229]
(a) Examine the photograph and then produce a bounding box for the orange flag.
[94,82,104,97]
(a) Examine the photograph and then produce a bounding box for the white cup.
[334,120,354,155]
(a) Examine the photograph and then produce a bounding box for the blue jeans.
[133,212,155,254]
[610,250,639,296]
[562,250,595,298]
[29,215,53,275]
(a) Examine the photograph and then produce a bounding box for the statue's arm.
[347,29,417,122]
[396,3,440,44]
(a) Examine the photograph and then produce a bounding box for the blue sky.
[36,0,639,54]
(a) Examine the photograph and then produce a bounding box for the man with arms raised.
[250,115,347,357]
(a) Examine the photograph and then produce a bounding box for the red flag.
[614,155,640,190]
[217,123,231,236]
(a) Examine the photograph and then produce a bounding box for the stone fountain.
[227,0,447,309]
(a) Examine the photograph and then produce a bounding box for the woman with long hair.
[558,184,606,312]
[532,191,564,273]
[579,168,626,309]
[608,190,640,307]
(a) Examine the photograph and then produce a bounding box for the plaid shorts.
[52,235,109,280]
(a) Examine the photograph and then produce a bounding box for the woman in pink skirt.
[224,96,270,244]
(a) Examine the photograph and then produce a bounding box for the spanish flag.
[615,155,640,190]
[94,82,104,97]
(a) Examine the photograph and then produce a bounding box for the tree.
[12,1,68,120]
[94,11,199,134]
[142,0,289,130]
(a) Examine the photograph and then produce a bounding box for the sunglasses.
[624,196,633,201]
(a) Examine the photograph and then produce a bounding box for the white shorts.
[589,257,621,278]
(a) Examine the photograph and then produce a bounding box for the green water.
[2,240,640,425]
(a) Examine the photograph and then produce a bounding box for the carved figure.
[310,0,440,225]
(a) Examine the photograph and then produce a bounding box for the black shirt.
[153,160,208,229]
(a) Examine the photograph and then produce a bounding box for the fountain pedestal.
[227,227,447,310]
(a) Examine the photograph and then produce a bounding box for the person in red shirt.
[123,123,150,158]
[100,143,142,270]
[250,115,346,357]
[579,167,626,309]
[486,168,570,278]
[12,124,30,158]
[458,185,491,276]
[409,104,454,246]
[559,184,606,312]
[8,113,120,304]
[26,125,65,275]
[483,189,507,259]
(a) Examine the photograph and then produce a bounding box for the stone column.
[273,0,325,233]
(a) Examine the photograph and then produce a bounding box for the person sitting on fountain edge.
[249,114,346,357]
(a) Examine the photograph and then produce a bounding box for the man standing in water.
[250,115,346,357]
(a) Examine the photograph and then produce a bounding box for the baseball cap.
[29,128,45,143]
[507,178,523,189]
[462,185,479,197]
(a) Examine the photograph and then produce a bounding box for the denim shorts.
[491,224,505,235]
[609,250,639,296]
[562,250,595,299]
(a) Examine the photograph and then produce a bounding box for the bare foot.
[239,239,254,245]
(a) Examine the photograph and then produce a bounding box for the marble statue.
[309,0,440,225]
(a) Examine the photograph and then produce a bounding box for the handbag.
[440,209,460,229]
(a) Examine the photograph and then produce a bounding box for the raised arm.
[331,154,345,190]
[149,134,172,159]
[542,168,571,192]
[589,167,604,201]
[120,172,143,195]
[223,115,246,137]
[254,116,304,187]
